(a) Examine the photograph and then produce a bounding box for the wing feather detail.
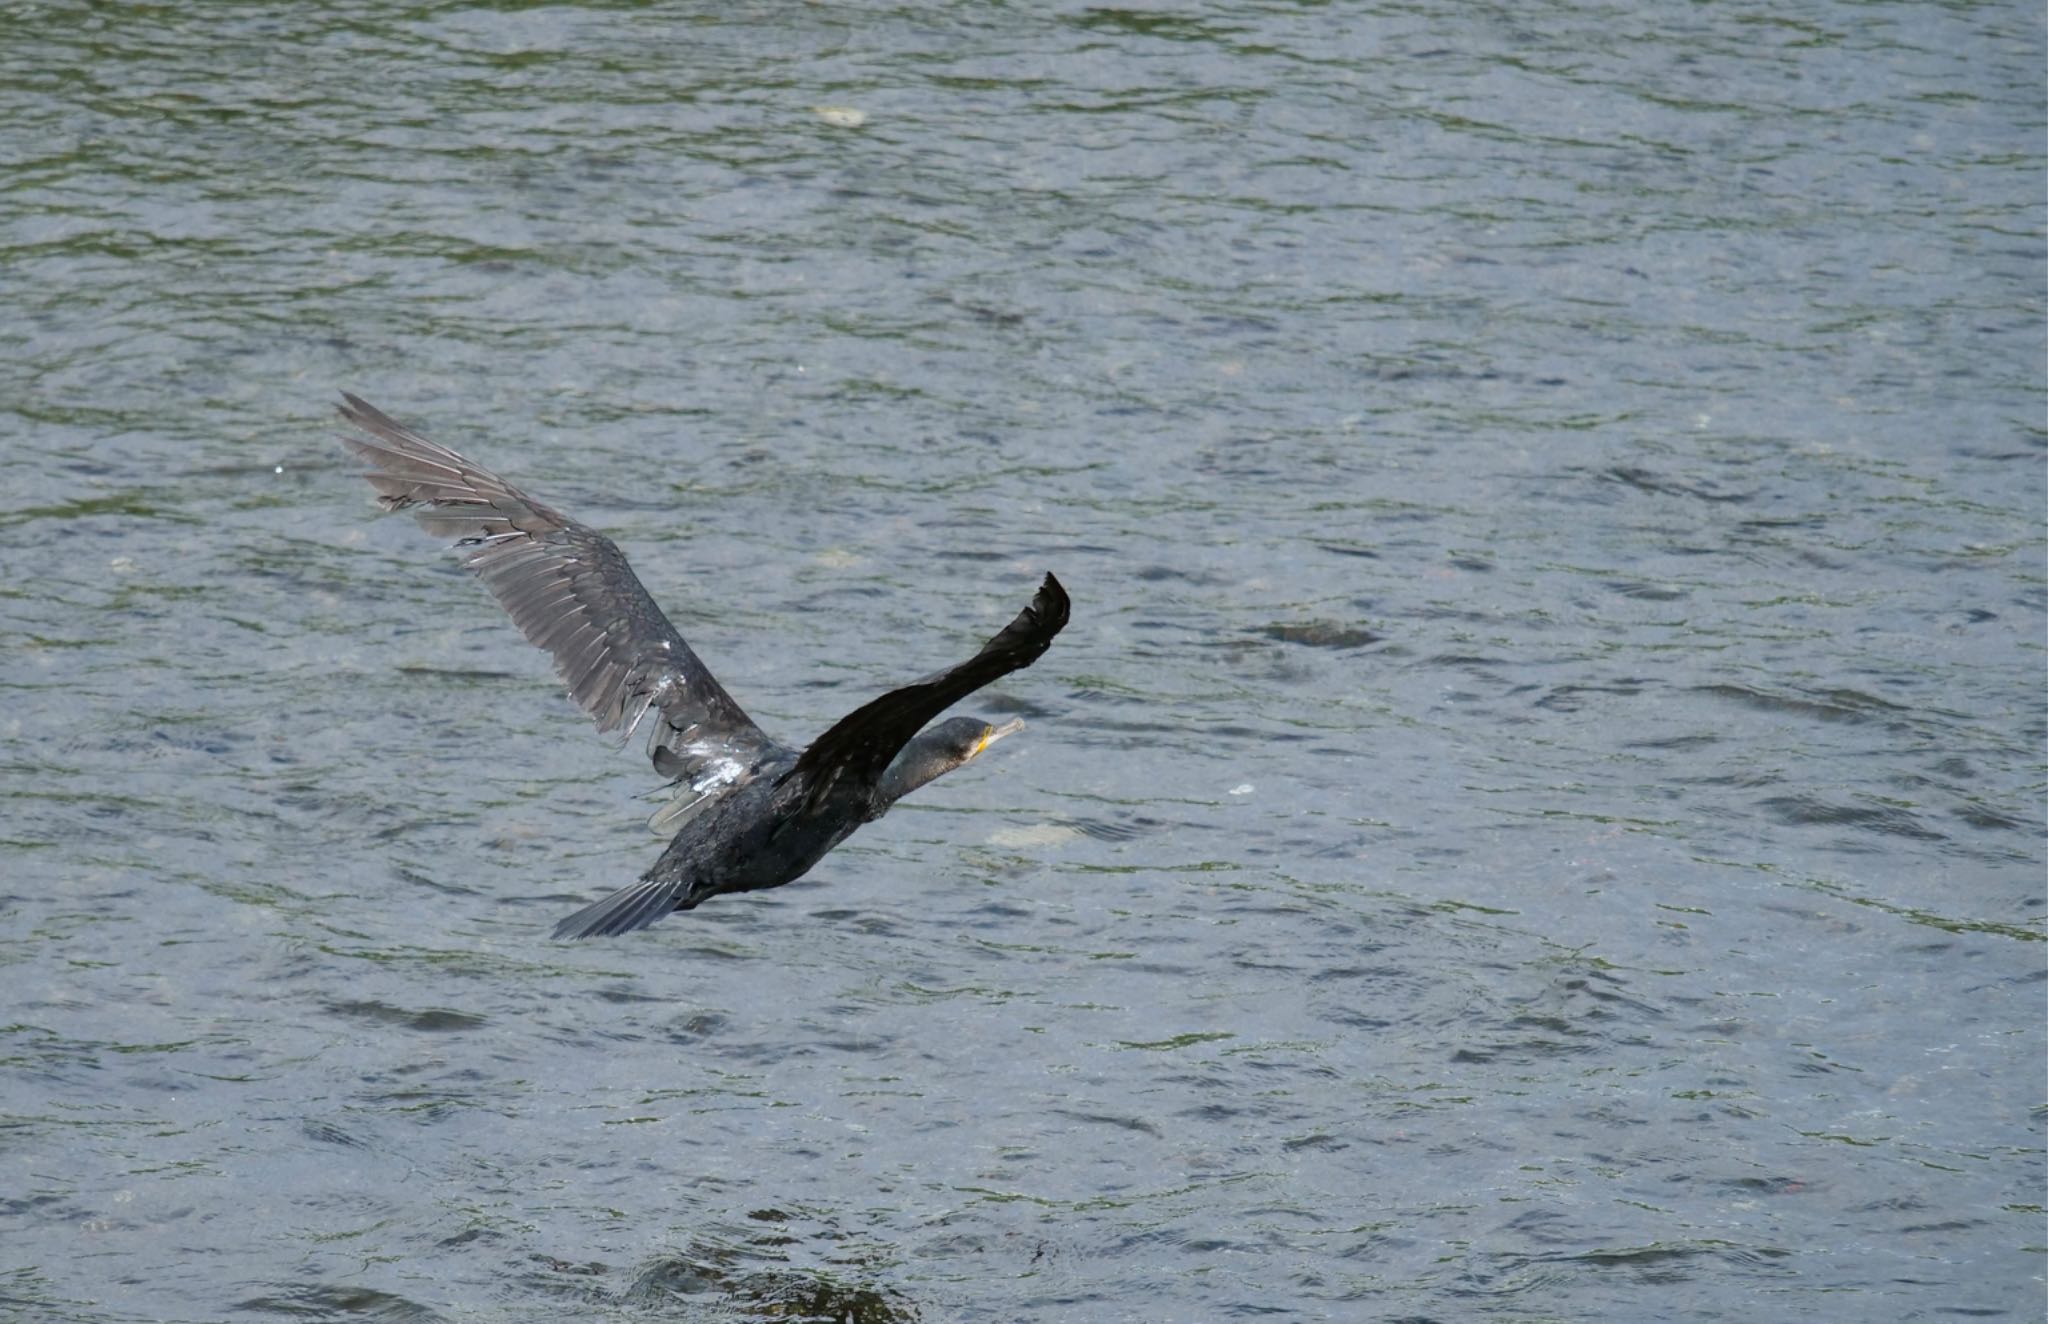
[783,573,1070,812]
[338,393,783,787]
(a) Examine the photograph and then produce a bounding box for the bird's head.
[933,714,1026,765]
[876,715,1025,807]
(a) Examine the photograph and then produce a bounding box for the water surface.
[1,3,2041,1320]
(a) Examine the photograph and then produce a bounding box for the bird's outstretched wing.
[338,393,780,790]
[783,573,1070,811]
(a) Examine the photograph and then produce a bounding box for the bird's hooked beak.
[972,718,1026,759]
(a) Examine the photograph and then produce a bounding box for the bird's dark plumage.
[338,393,1068,939]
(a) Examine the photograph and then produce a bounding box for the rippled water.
[3,3,2042,1321]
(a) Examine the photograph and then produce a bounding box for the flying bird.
[338,393,1069,939]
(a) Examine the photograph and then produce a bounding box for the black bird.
[338,394,1070,939]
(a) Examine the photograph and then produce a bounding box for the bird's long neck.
[873,731,959,812]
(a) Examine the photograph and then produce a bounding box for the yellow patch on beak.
[973,718,1026,759]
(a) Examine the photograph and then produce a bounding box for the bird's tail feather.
[552,873,696,940]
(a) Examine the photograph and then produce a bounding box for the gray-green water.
[2,4,2042,1321]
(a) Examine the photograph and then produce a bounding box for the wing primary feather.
[338,393,789,790]
[784,573,1070,811]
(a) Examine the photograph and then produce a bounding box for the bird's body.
[337,393,1069,939]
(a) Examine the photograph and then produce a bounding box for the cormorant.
[338,393,1069,939]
